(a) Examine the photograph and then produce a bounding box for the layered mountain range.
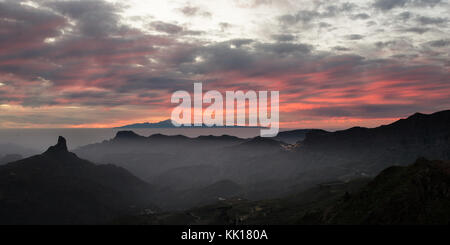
[74,110,450,209]
[0,110,449,224]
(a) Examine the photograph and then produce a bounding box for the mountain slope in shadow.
[323,158,450,224]
[0,154,22,165]
[273,129,326,144]
[295,110,450,175]
[0,136,156,225]
[115,158,449,225]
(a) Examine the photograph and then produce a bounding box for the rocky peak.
[44,136,68,155]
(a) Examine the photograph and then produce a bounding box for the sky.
[0,0,449,129]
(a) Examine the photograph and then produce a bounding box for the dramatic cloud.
[150,21,183,34]
[416,16,447,25]
[427,39,450,47]
[271,34,296,42]
[351,13,371,20]
[345,34,365,40]
[0,0,448,129]
[403,27,431,34]
[373,0,442,11]
[373,0,408,10]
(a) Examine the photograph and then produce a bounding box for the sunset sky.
[0,0,449,129]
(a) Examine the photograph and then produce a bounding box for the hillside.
[114,158,450,225]
[323,158,450,224]
[0,137,156,225]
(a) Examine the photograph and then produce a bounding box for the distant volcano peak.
[44,136,68,155]
[114,130,143,140]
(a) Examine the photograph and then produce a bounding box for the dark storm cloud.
[373,0,442,11]
[346,34,365,40]
[179,43,256,74]
[46,0,126,37]
[62,91,110,99]
[398,11,412,21]
[0,113,89,125]
[179,6,199,16]
[301,104,427,119]
[258,43,312,54]
[117,76,197,93]
[416,16,447,25]
[178,5,212,17]
[366,21,377,26]
[0,0,175,92]
[172,39,318,79]
[427,39,450,47]
[271,34,296,42]
[150,21,183,34]
[334,46,351,51]
[278,10,320,25]
[149,22,203,36]
[176,42,366,83]
[412,0,443,7]
[351,13,371,20]
[404,27,430,34]
[278,3,356,25]
[181,30,205,36]
[373,0,408,10]
[22,96,59,108]
[229,39,254,47]
[319,22,333,28]
[0,94,21,104]
[0,1,64,30]
[375,40,397,48]
[0,1,66,52]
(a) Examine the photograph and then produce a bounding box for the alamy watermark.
[171,83,279,137]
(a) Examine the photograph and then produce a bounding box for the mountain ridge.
[0,136,156,225]
[115,119,265,129]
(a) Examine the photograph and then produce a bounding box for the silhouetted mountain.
[0,154,22,165]
[75,132,248,184]
[274,129,326,144]
[0,136,156,225]
[196,135,243,143]
[322,158,450,224]
[304,110,450,151]
[242,136,283,147]
[45,136,68,154]
[116,119,264,128]
[230,136,284,155]
[297,110,450,174]
[115,119,175,128]
[114,130,146,140]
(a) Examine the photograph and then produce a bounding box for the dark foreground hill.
[0,137,156,225]
[114,158,450,225]
[323,158,450,224]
